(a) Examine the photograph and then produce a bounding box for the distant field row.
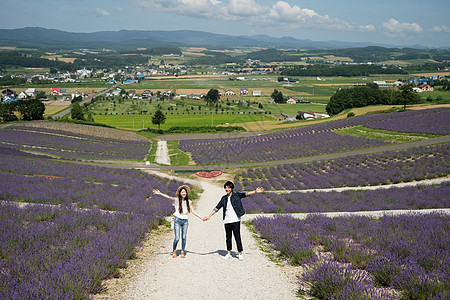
[93,113,275,130]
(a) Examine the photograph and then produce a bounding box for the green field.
[264,103,327,115]
[93,113,275,130]
[334,125,437,143]
[420,90,450,102]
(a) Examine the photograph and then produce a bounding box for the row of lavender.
[179,108,449,164]
[0,125,151,160]
[0,146,161,187]
[179,131,391,165]
[242,182,450,213]
[252,213,449,299]
[235,144,450,191]
[0,149,187,299]
[0,148,185,214]
[0,204,152,299]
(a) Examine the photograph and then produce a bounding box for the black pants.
[224,221,243,252]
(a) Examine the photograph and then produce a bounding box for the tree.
[36,91,46,101]
[397,83,421,110]
[15,99,45,121]
[71,95,82,104]
[86,113,95,122]
[204,89,220,105]
[0,102,18,122]
[71,102,85,121]
[152,109,166,130]
[326,85,388,116]
[271,89,284,103]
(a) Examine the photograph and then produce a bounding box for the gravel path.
[113,173,298,299]
[96,170,449,299]
[154,140,170,165]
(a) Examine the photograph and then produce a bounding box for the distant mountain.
[0,27,429,50]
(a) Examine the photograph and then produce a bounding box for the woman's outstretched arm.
[152,189,176,201]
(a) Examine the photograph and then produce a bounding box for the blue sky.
[1,0,449,47]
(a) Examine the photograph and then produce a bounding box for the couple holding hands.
[152,181,264,260]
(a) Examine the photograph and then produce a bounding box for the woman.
[153,185,203,258]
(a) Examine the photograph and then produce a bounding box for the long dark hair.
[178,188,190,214]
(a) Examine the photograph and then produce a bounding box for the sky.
[1,0,450,48]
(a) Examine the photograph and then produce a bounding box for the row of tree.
[281,64,407,77]
[325,83,422,115]
[0,99,45,122]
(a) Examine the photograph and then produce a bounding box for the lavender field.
[0,204,155,299]
[365,107,450,135]
[0,147,189,299]
[243,182,450,213]
[179,107,449,165]
[252,213,450,299]
[0,125,151,160]
[0,147,187,214]
[235,144,450,191]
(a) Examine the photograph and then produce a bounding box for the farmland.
[1,43,450,298]
[1,104,449,298]
[251,213,449,299]
[0,143,192,299]
[178,107,449,165]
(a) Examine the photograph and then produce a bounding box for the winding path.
[95,171,449,300]
[89,133,449,299]
[111,173,298,299]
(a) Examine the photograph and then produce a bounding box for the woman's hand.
[152,189,161,195]
[255,187,264,193]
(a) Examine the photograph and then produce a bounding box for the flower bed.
[0,125,151,160]
[252,213,449,299]
[180,131,391,164]
[243,182,450,213]
[179,108,448,165]
[0,154,186,214]
[0,203,155,299]
[235,144,450,191]
[195,170,222,178]
[365,107,450,135]
[0,150,190,299]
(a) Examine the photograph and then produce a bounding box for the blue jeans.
[173,217,188,252]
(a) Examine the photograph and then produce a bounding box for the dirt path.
[102,173,298,299]
[154,140,170,165]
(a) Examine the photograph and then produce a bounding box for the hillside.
[0,27,414,51]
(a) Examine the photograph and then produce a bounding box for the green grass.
[145,137,158,163]
[334,125,438,143]
[420,90,450,102]
[93,113,275,130]
[167,140,190,165]
[3,68,49,75]
[264,103,327,115]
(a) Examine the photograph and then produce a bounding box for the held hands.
[202,216,210,221]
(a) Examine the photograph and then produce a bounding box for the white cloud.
[359,24,375,31]
[382,18,423,37]
[133,0,226,19]
[228,0,267,17]
[263,1,352,30]
[95,8,110,17]
[432,25,450,33]
[132,0,366,32]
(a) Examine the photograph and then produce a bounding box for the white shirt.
[223,196,240,224]
[173,199,192,219]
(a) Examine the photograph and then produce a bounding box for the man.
[204,181,264,260]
